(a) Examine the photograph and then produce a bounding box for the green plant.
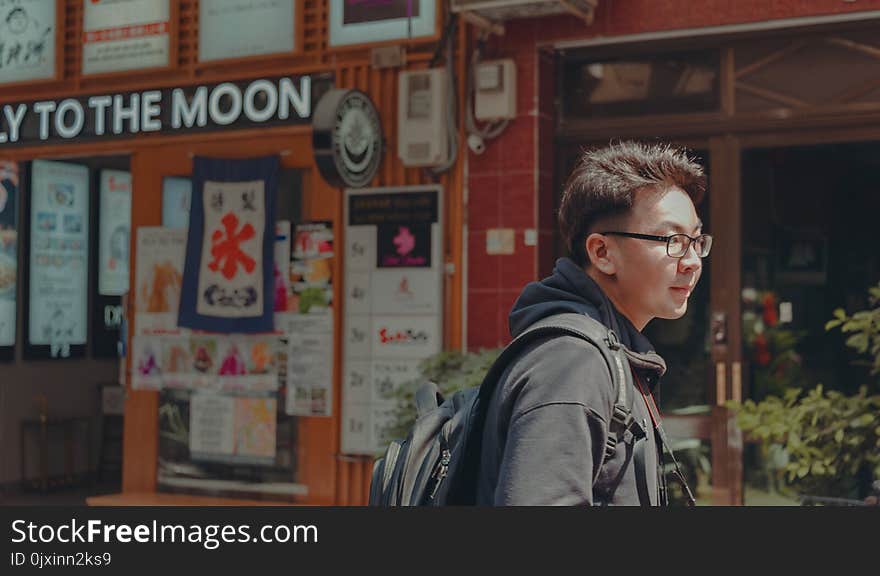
[383,348,501,444]
[731,282,880,499]
[825,281,880,383]
[731,385,880,498]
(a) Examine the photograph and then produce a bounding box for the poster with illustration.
[179,156,277,333]
[82,0,170,75]
[278,220,334,416]
[273,221,290,313]
[289,221,333,315]
[135,227,186,333]
[132,332,279,392]
[377,222,430,267]
[342,186,442,454]
[189,392,277,465]
[0,0,56,85]
[0,161,18,347]
[99,170,131,296]
[28,160,89,353]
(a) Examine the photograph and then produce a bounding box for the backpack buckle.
[605,329,621,351]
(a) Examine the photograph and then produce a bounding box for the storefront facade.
[466,1,880,504]
[0,1,465,505]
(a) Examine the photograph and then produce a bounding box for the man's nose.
[678,242,702,273]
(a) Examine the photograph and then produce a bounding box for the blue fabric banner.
[178,156,278,333]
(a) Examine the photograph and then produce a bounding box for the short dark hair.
[558,140,707,267]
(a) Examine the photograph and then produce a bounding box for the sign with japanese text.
[0,0,56,85]
[82,0,170,75]
[135,226,186,334]
[178,156,277,333]
[342,186,442,454]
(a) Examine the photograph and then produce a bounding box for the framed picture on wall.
[198,0,302,63]
[0,0,62,86]
[328,0,439,48]
[25,160,90,360]
[82,0,174,76]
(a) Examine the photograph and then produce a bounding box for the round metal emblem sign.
[312,89,383,188]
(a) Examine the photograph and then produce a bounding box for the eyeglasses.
[601,231,713,258]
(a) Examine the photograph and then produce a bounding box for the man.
[476,141,711,505]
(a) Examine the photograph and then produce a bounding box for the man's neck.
[585,266,649,331]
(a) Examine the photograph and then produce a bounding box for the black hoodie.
[477,258,668,505]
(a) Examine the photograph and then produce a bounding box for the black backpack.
[368,313,643,506]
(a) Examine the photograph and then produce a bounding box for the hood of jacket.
[507,257,667,382]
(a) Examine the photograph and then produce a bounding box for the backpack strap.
[479,313,640,460]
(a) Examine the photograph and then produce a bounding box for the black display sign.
[0,74,333,148]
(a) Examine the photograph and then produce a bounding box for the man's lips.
[670,286,692,295]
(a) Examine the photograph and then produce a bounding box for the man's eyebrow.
[656,220,703,234]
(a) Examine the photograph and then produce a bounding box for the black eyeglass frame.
[600,231,713,258]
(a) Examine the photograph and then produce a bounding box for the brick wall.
[465,0,880,350]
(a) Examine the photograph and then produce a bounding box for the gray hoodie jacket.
[476,257,668,505]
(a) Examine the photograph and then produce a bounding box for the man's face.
[605,186,703,327]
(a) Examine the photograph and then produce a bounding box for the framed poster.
[82,0,172,76]
[0,161,18,354]
[0,0,58,85]
[98,170,131,296]
[199,0,299,63]
[161,177,191,229]
[341,185,443,454]
[134,226,186,334]
[328,0,438,48]
[27,159,89,358]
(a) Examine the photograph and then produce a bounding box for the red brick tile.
[467,173,501,231]
[499,116,536,171]
[498,235,537,291]
[500,172,536,229]
[498,290,523,344]
[517,62,537,117]
[469,132,503,174]
[467,231,499,292]
[467,291,500,352]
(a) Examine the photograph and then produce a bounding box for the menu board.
[0,161,18,348]
[199,0,296,62]
[341,186,443,454]
[82,0,170,75]
[98,170,131,296]
[28,160,89,353]
[0,0,56,85]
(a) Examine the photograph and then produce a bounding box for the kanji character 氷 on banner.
[178,156,278,333]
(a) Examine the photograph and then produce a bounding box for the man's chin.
[659,302,688,320]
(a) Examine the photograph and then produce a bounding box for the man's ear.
[585,232,616,275]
